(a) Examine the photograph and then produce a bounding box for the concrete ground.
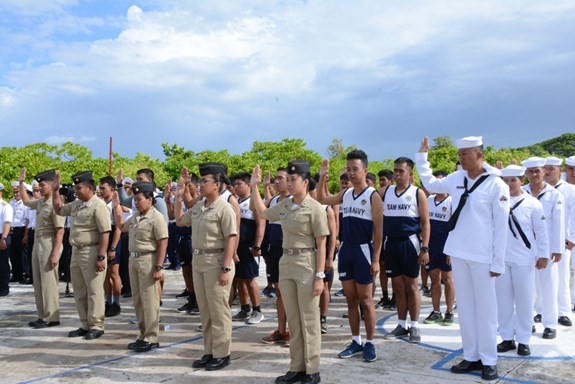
[1,263,574,384]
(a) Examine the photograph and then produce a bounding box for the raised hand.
[419,136,430,153]
[319,159,330,179]
[19,168,27,183]
[181,166,190,183]
[251,165,262,187]
[53,172,61,191]
[116,169,124,184]
[111,191,120,208]
[264,171,271,186]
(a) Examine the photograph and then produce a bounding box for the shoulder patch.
[499,196,508,202]
[541,215,546,221]
[557,200,562,205]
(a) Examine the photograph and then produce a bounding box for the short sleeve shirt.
[0,200,14,227]
[128,207,169,253]
[181,198,237,249]
[24,197,64,237]
[265,194,330,248]
[59,195,111,246]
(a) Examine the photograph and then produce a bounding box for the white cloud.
[46,135,96,145]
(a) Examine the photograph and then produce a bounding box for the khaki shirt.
[265,194,330,248]
[59,195,111,246]
[181,197,237,249]
[24,197,64,237]
[128,207,169,253]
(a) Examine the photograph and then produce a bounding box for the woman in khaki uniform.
[174,162,237,371]
[113,181,168,352]
[251,160,329,384]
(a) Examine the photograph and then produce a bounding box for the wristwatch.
[97,255,106,261]
[315,272,326,279]
[154,265,164,271]
[109,246,116,252]
[421,246,430,253]
[252,245,261,252]
[222,266,232,273]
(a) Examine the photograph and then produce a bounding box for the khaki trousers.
[279,250,320,374]
[129,254,160,343]
[193,253,235,358]
[32,236,62,322]
[71,245,106,331]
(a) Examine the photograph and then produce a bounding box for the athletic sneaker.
[247,310,264,324]
[338,340,364,358]
[409,327,421,343]
[262,330,289,344]
[421,286,431,297]
[177,302,193,313]
[232,310,250,321]
[442,312,454,326]
[375,296,391,309]
[176,289,189,298]
[334,289,345,297]
[320,318,328,334]
[383,325,409,340]
[362,342,377,362]
[267,288,276,298]
[424,311,443,324]
[261,286,271,297]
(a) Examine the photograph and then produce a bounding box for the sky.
[1,0,574,162]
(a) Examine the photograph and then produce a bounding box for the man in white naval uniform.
[565,156,575,312]
[496,165,549,357]
[416,136,509,381]
[522,157,565,340]
[544,157,574,327]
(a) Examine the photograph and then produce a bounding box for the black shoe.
[10,276,20,283]
[497,340,516,352]
[450,360,483,373]
[128,339,145,350]
[33,320,60,329]
[105,302,121,317]
[122,291,132,298]
[533,314,542,323]
[517,343,531,356]
[178,302,193,313]
[192,354,213,368]
[302,373,321,384]
[28,318,44,327]
[558,316,572,326]
[481,365,498,380]
[133,341,159,352]
[0,289,9,297]
[85,329,104,340]
[542,328,556,339]
[176,289,190,298]
[22,277,33,285]
[205,355,230,371]
[275,371,306,384]
[68,328,89,337]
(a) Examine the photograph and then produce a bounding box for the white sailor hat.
[565,156,575,167]
[123,177,134,185]
[11,181,19,190]
[0,183,4,191]
[457,136,483,149]
[521,157,546,168]
[501,165,526,177]
[31,180,39,190]
[545,157,563,166]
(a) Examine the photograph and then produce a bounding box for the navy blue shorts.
[177,236,192,267]
[426,251,452,272]
[384,236,420,278]
[266,245,282,283]
[324,268,334,283]
[338,243,374,285]
[236,244,259,279]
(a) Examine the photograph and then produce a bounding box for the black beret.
[287,160,310,174]
[71,171,93,184]
[132,181,155,194]
[34,169,56,183]
[199,162,227,176]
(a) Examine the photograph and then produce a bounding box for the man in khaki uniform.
[53,171,111,340]
[175,162,237,371]
[114,181,168,352]
[19,168,65,328]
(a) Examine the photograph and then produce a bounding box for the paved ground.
[1,263,574,384]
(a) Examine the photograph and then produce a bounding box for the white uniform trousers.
[534,261,558,329]
[495,263,534,345]
[557,249,572,316]
[572,249,575,306]
[452,257,498,366]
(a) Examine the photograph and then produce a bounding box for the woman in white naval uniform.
[496,165,549,356]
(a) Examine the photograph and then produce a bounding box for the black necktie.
[447,175,489,232]
[508,198,531,249]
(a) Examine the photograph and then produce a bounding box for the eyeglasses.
[200,178,215,185]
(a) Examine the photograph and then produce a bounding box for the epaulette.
[1,200,7,206]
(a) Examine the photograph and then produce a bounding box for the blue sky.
[1,0,574,162]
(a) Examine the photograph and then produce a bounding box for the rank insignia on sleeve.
[499,196,508,202]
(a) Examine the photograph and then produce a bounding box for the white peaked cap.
[457,136,483,149]
[501,165,526,177]
[545,157,563,166]
[521,157,546,168]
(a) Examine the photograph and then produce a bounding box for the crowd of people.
[1,135,574,383]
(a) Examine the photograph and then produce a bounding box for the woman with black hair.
[174,162,237,371]
[251,160,329,384]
